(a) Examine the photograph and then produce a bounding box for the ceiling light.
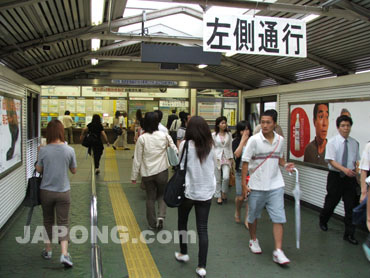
[91,0,105,25]
[225,51,237,57]
[91,59,99,66]
[301,14,320,23]
[197,64,208,69]
[91,39,101,51]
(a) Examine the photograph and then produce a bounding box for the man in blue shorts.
[241,109,294,265]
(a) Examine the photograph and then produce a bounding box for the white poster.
[0,93,22,177]
[204,14,306,58]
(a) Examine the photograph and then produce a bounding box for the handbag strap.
[179,140,189,170]
[252,135,280,174]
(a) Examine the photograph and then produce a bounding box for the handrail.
[90,151,103,278]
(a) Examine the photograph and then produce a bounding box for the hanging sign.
[204,14,306,58]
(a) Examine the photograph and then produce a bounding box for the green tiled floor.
[0,144,369,277]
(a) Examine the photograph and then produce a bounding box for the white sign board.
[204,14,306,58]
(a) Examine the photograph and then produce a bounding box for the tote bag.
[164,141,189,208]
[167,136,179,166]
[25,168,42,207]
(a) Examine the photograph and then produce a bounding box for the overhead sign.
[111,80,178,86]
[204,14,306,58]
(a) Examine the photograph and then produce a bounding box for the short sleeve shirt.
[360,142,370,171]
[37,144,77,192]
[241,131,285,191]
[325,134,360,171]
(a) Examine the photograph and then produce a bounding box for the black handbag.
[164,141,189,208]
[113,126,123,135]
[25,167,42,207]
[82,131,98,148]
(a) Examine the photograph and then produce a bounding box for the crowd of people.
[36,108,370,275]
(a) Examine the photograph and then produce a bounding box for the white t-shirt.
[179,140,216,201]
[360,142,370,171]
[158,123,168,134]
[241,131,285,191]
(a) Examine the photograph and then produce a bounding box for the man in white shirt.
[62,110,74,144]
[319,115,360,245]
[241,110,294,265]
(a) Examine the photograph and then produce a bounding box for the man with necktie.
[319,115,360,244]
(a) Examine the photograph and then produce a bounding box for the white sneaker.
[174,252,189,262]
[273,249,290,265]
[249,239,262,254]
[196,267,206,277]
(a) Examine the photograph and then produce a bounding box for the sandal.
[234,214,241,223]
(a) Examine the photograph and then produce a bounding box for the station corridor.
[0,145,368,278]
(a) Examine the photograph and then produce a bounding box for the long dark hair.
[180,112,189,128]
[115,111,120,119]
[215,116,229,134]
[143,112,159,134]
[91,114,102,126]
[185,116,213,163]
[233,120,252,139]
[136,109,143,127]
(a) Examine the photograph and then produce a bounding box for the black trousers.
[320,171,359,236]
[178,198,211,268]
[89,144,103,169]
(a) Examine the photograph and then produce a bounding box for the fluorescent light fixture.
[197,64,208,69]
[103,113,109,117]
[91,38,101,51]
[225,51,237,57]
[91,0,105,25]
[301,14,320,23]
[91,59,99,66]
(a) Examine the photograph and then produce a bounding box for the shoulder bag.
[166,136,179,166]
[164,141,189,208]
[25,163,42,226]
[82,129,98,148]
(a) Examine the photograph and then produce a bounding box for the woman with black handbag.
[174,116,215,278]
[80,114,109,175]
[36,119,77,267]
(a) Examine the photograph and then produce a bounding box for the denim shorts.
[235,170,242,196]
[247,187,286,224]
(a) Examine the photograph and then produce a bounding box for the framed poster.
[0,92,22,178]
[288,98,370,169]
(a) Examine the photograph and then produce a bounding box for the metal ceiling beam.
[17,51,91,73]
[223,56,293,84]
[83,55,141,62]
[84,67,206,76]
[0,0,47,11]
[0,6,202,58]
[190,66,254,89]
[336,0,370,21]
[16,43,141,74]
[144,0,361,20]
[307,53,353,75]
[33,61,111,84]
[81,33,203,45]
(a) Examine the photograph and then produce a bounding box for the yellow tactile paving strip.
[104,148,161,278]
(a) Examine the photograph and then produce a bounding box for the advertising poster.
[0,92,22,178]
[288,99,370,169]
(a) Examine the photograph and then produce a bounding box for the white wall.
[0,65,40,229]
[241,72,370,216]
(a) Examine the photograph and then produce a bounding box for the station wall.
[0,65,40,229]
[242,72,370,216]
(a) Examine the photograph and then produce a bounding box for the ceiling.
[0,0,370,90]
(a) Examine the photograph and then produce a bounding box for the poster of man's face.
[289,99,370,169]
[0,93,22,177]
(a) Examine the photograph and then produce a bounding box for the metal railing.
[90,152,103,278]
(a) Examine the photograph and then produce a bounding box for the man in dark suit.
[166,109,178,130]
